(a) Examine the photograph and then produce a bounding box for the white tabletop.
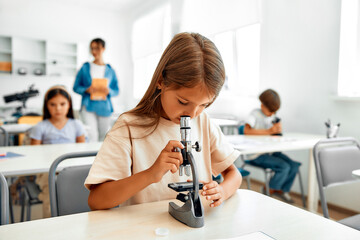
[352,169,360,179]
[0,142,102,177]
[226,133,325,213]
[225,132,323,154]
[0,189,359,240]
[1,124,33,134]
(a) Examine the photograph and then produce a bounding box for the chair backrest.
[17,115,42,145]
[313,137,360,218]
[0,126,9,146]
[0,172,9,225]
[49,151,97,217]
[238,125,245,135]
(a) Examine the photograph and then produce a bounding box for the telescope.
[4,84,39,108]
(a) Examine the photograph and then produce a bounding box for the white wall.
[260,0,360,212]
[0,0,126,113]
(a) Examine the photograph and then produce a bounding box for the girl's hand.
[201,181,225,207]
[148,140,184,183]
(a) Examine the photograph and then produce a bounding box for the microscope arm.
[187,152,199,202]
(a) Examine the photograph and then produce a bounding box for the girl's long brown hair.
[124,32,225,134]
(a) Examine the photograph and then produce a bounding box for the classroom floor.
[239,179,355,221]
[10,178,354,224]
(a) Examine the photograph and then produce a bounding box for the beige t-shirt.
[85,112,240,205]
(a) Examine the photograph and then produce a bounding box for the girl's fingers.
[168,163,178,173]
[166,157,181,170]
[167,152,183,164]
[203,181,218,191]
[164,140,184,152]
[210,199,223,207]
[202,187,219,195]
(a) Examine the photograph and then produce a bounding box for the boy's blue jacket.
[73,62,119,117]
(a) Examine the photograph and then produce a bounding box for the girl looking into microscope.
[85,32,242,210]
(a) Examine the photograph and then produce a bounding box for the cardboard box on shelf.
[0,62,11,72]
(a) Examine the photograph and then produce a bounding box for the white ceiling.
[59,0,146,12]
[3,0,148,13]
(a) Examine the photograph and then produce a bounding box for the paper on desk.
[0,152,24,160]
[214,231,275,240]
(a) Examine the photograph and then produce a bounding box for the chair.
[0,126,9,146]
[238,125,306,207]
[0,172,9,225]
[17,115,42,145]
[49,151,97,217]
[313,137,360,230]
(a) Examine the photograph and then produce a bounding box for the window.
[337,0,360,97]
[180,0,261,97]
[212,23,260,97]
[131,4,171,99]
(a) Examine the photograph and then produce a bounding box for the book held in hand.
[90,78,108,100]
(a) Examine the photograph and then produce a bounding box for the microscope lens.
[185,165,191,176]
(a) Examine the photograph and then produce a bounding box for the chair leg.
[26,197,31,221]
[20,189,26,222]
[246,176,251,190]
[297,170,306,208]
[8,190,14,223]
[264,169,271,196]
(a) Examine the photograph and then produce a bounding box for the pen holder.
[326,125,340,138]
[325,119,340,138]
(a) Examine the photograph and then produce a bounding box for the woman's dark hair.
[91,38,105,48]
[43,86,74,120]
[259,89,281,113]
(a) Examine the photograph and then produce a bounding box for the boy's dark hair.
[43,86,74,120]
[259,89,281,113]
[91,38,105,48]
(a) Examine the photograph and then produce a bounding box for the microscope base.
[168,194,204,228]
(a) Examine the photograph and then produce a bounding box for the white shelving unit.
[47,42,77,77]
[0,35,78,77]
[0,36,12,73]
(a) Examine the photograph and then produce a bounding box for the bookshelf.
[0,35,78,77]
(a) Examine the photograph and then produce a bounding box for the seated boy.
[244,89,300,203]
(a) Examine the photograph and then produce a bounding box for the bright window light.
[212,23,260,97]
[337,0,360,97]
[132,4,170,99]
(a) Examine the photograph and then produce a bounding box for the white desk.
[0,142,102,177]
[0,189,359,239]
[352,169,360,179]
[1,124,33,134]
[226,133,324,213]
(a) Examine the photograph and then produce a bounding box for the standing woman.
[73,38,120,142]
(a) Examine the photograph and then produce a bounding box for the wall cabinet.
[0,35,77,77]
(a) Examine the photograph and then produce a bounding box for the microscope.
[168,115,204,228]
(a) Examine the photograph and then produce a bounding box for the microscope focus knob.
[192,141,202,152]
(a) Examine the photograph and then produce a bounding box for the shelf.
[48,64,77,69]
[48,51,77,57]
[13,59,46,64]
[0,35,77,77]
[0,49,12,54]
